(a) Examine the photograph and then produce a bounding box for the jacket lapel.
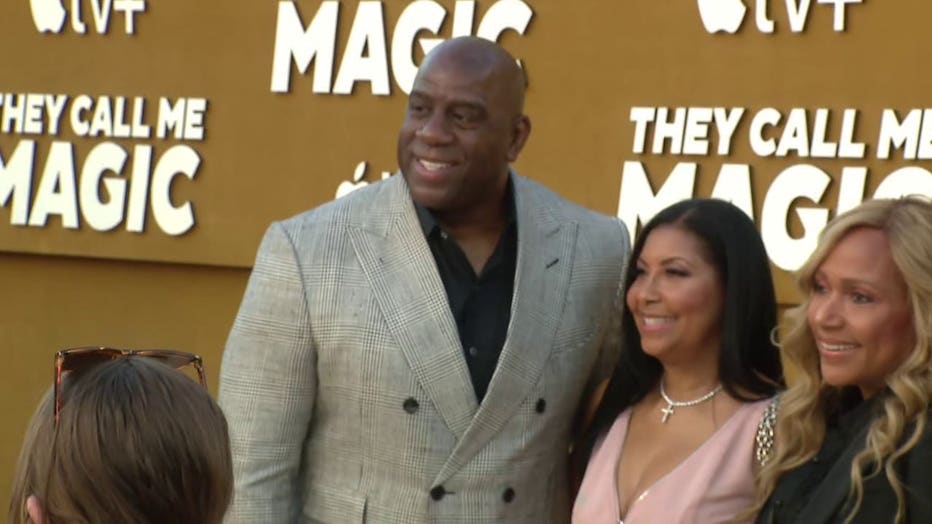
[434,175,579,484]
[794,416,873,523]
[348,175,478,439]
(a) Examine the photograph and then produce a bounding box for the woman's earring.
[769,326,781,348]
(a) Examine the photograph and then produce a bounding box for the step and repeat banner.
[1,0,930,510]
[2,0,931,299]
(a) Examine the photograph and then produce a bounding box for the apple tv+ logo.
[697,0,863,34]
[29,0,146,35]
[697,0,746,33]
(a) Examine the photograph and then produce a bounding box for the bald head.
[417,37,526,116]
[397,36,531,219]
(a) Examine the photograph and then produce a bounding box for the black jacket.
[756,394,932,524]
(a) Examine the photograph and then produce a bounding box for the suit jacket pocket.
[302,484,367,523]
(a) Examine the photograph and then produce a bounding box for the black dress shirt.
[414,189,517,402]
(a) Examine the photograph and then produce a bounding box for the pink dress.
[572,398,770,524]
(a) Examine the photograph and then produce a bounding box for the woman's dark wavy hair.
[581,199,784,461]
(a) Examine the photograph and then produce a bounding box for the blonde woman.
[754,196,932,523]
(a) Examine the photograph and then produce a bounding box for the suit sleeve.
[588,217,631,386]
[573,217,630,442]
[219,222,317,523]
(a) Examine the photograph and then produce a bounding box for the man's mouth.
[418,158,454,172]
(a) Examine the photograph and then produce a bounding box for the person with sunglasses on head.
[9,347,233,524]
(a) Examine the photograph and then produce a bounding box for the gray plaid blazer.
[218,172,629,523]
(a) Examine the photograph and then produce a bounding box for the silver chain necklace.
[659,379,723,423]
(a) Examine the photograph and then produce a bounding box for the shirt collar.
[413,177,517,238]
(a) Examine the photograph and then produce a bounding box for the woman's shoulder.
[736,394,777,423]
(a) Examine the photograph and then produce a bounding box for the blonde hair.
[9,357,233,524]
[752,196,932,523]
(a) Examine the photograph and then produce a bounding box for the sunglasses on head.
[54,346,207,423]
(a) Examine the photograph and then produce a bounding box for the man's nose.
[416,111,453,144]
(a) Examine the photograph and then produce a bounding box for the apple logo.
[29,0,67,33]
[697,0,746,34]
[335,161,370,199]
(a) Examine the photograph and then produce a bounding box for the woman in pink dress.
[573,199,784,523]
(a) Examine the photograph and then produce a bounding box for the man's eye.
[452,108,481,124]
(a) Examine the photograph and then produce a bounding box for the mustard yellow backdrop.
[2,0,930,513]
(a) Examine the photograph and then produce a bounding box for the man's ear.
[26,495,45,524]
[507,115,532,162]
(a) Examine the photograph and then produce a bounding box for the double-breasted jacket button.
[535,398,546,413]
[430,485,446,501]
[502,487,516,503]
[403,397,419,414]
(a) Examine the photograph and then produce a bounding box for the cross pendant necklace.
[658,378,723,424]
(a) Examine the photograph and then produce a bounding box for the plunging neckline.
[612,401,754,521]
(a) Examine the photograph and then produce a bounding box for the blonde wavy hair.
[752,196,932,524]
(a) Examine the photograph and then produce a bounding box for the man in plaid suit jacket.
[218,37,629,523]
